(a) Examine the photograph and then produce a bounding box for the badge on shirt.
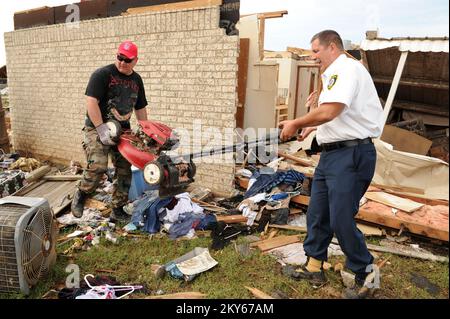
[327,75,338,90]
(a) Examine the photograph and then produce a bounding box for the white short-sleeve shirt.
[316,54,383,145]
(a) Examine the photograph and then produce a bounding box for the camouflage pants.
[78,126,131,208]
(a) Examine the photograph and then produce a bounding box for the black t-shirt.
[84,64,148,129]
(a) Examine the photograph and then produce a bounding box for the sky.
[0,0,449,66]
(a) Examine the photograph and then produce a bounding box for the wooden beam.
[241,10,288,19]
[251,235,301,251]
[356,204,449,242]
[43,175,83,181]
[216,215,248,224]
[125,0,222,15]
[381,51,409,127]
[146,292,207,299]
[258,16,266,61]
[278,151,314,167]
[392,100,449,117]
[268,224,307,233]
[237,38,250,129]
[25,165,51,183]
[373,76,449,90]
[331,238,448,263]
[291,195,310,206]
[258,10,288,19]
[365,243,448,263]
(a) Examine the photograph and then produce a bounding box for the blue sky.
[1,0,449,65]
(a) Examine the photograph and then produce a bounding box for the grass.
[1,230,448,299]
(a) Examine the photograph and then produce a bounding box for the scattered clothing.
[238,193,267,226]
[57,208,107,227]
[245,169,305,198]
[164,193,204,224]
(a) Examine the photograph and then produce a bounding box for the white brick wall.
[5,6,238,193]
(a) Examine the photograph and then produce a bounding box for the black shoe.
[71,189,87,218]
[110,207,130,223]
[282,264,327,287]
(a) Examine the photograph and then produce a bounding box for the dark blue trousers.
[303,143,376,275]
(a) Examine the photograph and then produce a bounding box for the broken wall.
[4,5,239,193]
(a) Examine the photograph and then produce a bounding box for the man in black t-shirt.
[71,41,148,222]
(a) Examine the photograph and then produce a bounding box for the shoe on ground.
[282,264,327,287]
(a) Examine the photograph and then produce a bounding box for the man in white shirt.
[280,30,383,298]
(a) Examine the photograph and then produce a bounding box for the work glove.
[96,123,116,146]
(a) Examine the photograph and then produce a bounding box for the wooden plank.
[392,100,449,117]
[237,38,250,129]
[357,224,383,237]
[258,16,265,61]
[14,180,46,196]
[382,51,409,127]
[258,10,288,19]
[43,175,83,181]
[245,286,275,299]
[25,165,51,183]
[331,238,448,262]
[126,0,222,15]
[268,224,307,233]
[291,195,310,206]
[356,201,449,242]
[373,76,449,90]
[278,152,314,167]
[254,235,301,252]
[403,111,449,127]
[381,125,433,156]
[216,215,248,224]
[366,243,448,263]
[146,292,207,299]
[364,192,424,213]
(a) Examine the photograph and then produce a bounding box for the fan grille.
[22,206,56,286]
[0,204,28,293]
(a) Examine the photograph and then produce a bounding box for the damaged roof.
[361,37,449,53]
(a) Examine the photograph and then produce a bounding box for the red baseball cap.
[117,41,138,59]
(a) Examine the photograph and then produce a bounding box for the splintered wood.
[357,201,449,242]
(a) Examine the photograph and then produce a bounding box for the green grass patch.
[1,231,448,299]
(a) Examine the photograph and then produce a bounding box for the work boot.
[110,206,130,223]
[282,257,328,287]
[71,189,88,218]
[342,271,375,299]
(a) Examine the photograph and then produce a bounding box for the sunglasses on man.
[117,55,134,64]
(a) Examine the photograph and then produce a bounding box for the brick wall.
[4,5,238,193]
